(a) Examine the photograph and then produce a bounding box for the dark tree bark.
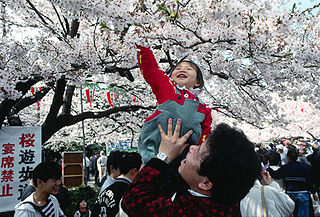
[13,86,52,113]
[62,85,75,114]
[41,104,155,144]
[0,76,43,127]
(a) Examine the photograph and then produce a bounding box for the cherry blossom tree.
[0,0,319,148]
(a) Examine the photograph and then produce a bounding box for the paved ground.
[86,174,101,192]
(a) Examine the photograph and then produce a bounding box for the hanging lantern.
[106,92,114,108]
[30,88,40,109]
[30,87,35,95]
[133,96,137,105]
[85,89,95,108]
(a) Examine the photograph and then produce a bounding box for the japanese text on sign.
[0,126,41,212]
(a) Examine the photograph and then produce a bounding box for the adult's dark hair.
[256,148,268,165]
[269,143,275,150]
[287,148,298,162]
[167,59,204,89]
[107,150,123,174]
[267,150,281,166]
[32,162,62,187]
[199,123,260,204]
[312,146,319,153]
[119,152,142,175]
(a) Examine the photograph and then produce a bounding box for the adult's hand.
[158,118,193,163]
[260,171,272,185]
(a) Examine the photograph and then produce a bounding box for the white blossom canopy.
[1,0,319,149]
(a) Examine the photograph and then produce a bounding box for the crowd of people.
[11,44,320,217]
[14,118,320,217]
[14,124,320,217]
[253,142,320,217]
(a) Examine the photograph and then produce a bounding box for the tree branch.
[44,77,66,123]
[12,86,51,113]
[41,105,155,143]
[68,19,79,38]
[26,0,51,25]
[51,2,67,35]
[0,76,43,128]
[61,85,75,114]
[307,131,317,140]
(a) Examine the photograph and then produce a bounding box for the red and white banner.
[106,92,115,108]
[133,96,137,105]
[85,89,95,108]
[0,126,42,212]
[30,88,41,110]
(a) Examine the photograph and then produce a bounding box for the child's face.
[79,200,87,209]
[171,62,200,89]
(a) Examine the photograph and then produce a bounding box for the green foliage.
[64,185,98,217]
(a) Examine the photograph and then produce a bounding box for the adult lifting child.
[136,45,212,164]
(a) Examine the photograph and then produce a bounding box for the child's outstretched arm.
[136,45,160,79]
[136,45,175,104]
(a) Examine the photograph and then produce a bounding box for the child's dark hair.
[32,162,62,187]
[167,58,204,89]
[77,198,87,208]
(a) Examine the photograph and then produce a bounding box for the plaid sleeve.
[121,158,177,216]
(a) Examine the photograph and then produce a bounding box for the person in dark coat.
[55,183,71,214]
[89,153,98,185]
[268,148,319,217]
[20,172,36,201]
[92,152,142,217]
[307,146,320,195]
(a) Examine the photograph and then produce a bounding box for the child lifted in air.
[137,45,212,163]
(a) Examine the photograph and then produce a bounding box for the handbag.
[261,185,267,217]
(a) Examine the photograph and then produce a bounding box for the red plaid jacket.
[121,158,241,217]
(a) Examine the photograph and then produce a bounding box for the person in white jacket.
[241,170,295,217]
[97,151,108,183]
[14,162,65,217]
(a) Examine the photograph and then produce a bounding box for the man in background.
[307,146,320,195]
[99,150,124,194]
[20,171,36,201]
[90,153,98,185]
[14,162,65,217]
[92,152,142,217]
[268,148,318,217]
[97,151,108,184]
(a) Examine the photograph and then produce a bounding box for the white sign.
[107,140,131,151]
[0,126,41,212]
